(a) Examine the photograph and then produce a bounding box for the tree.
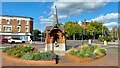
[86,21,109,39]
[34,29,41,37]
[64,21,83,40]
[33,29,41,40]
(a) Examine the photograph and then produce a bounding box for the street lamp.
[82,27,86,45]
[92,30,94,42]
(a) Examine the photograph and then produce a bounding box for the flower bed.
[65,44,107,63]
[2,53,56,64]
[2,45,56,64]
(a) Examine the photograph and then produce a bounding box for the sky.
[1,1,119,32]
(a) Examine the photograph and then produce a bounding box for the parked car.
[0,38,8,44]
[8,38,25,44]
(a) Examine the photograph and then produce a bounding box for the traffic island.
[65,44,107,63]
[65,53,106,63]
[2,53,56,65]
[2,45,56,64]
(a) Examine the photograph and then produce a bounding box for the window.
[26,21,29,25]
[17,26,20,32]
[18,20,21,25]
[26,27,28,32]
[6,19,10,24]
[4,26,12,32]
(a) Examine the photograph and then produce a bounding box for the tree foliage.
[34,29,41,37]
[64,21,109,40]
[64,21,83,39]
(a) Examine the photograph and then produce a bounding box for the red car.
[0,38,8,44]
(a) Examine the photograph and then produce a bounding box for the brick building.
[45,6,66,51]
[0,15,33,42]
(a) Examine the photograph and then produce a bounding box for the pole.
[82,34,83,45]
[41,34,42,42]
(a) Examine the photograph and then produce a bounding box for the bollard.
[30,40,32,45]
[104,40,107,45]
[88,39,91,44]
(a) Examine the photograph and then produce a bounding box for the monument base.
[45,43,66,52]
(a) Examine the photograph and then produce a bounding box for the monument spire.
[53,6,58,26]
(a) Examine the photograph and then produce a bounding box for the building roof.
[45,25,66,34]
[0,15,33,19]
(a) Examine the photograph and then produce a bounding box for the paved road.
[1,40,118,50]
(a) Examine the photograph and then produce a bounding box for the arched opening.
[53,34,59,43]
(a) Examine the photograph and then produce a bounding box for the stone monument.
[45,6,66,52]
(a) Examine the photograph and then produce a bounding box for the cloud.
[56,0,111,2]
[103,22,118,27]
[40,1,108,24]
[91,13,119,22]
[51,1,107,16]
[39,16,53,24]
[39,14,67,24]
[1,0,119,2]
[58,15,68,19]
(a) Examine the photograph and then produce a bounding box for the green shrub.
[69,47,76,55]
[39,51,54,60]
[69,45,107,58]
[94,48,106,56]
[22,52,34,60]
[33,51,54,61]
[98,36,112,42]
[3,45,54,61]
[76,52,85,58]
[86,46,95,54]
[22,46,33,53]
[99,48,107,54]
[2,48,10,52]
[33,52,41,60]
[98,36,104,42]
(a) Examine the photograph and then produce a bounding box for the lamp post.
[82,27,85,45]
[92,30,94,43]
[81,30,83,45]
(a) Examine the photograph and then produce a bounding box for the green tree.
[86,21,109,39]
[33,29,41,40]
[34,29,41,37]
[64,21,83,40]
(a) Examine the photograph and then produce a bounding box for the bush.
[2,48,10,52]
[69,47,76,55]
[6,45,34,58]
[86,46,95,54]
[3,45,55,61]
[69,45,106,58]
[98,36,112,42]
[94,48,107,56]
[98,36,104,42]
[33,51,54,61]
[22,52,34,60]
[78,44,88,50]
[33,52,41,60]
[39,51,54,60]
